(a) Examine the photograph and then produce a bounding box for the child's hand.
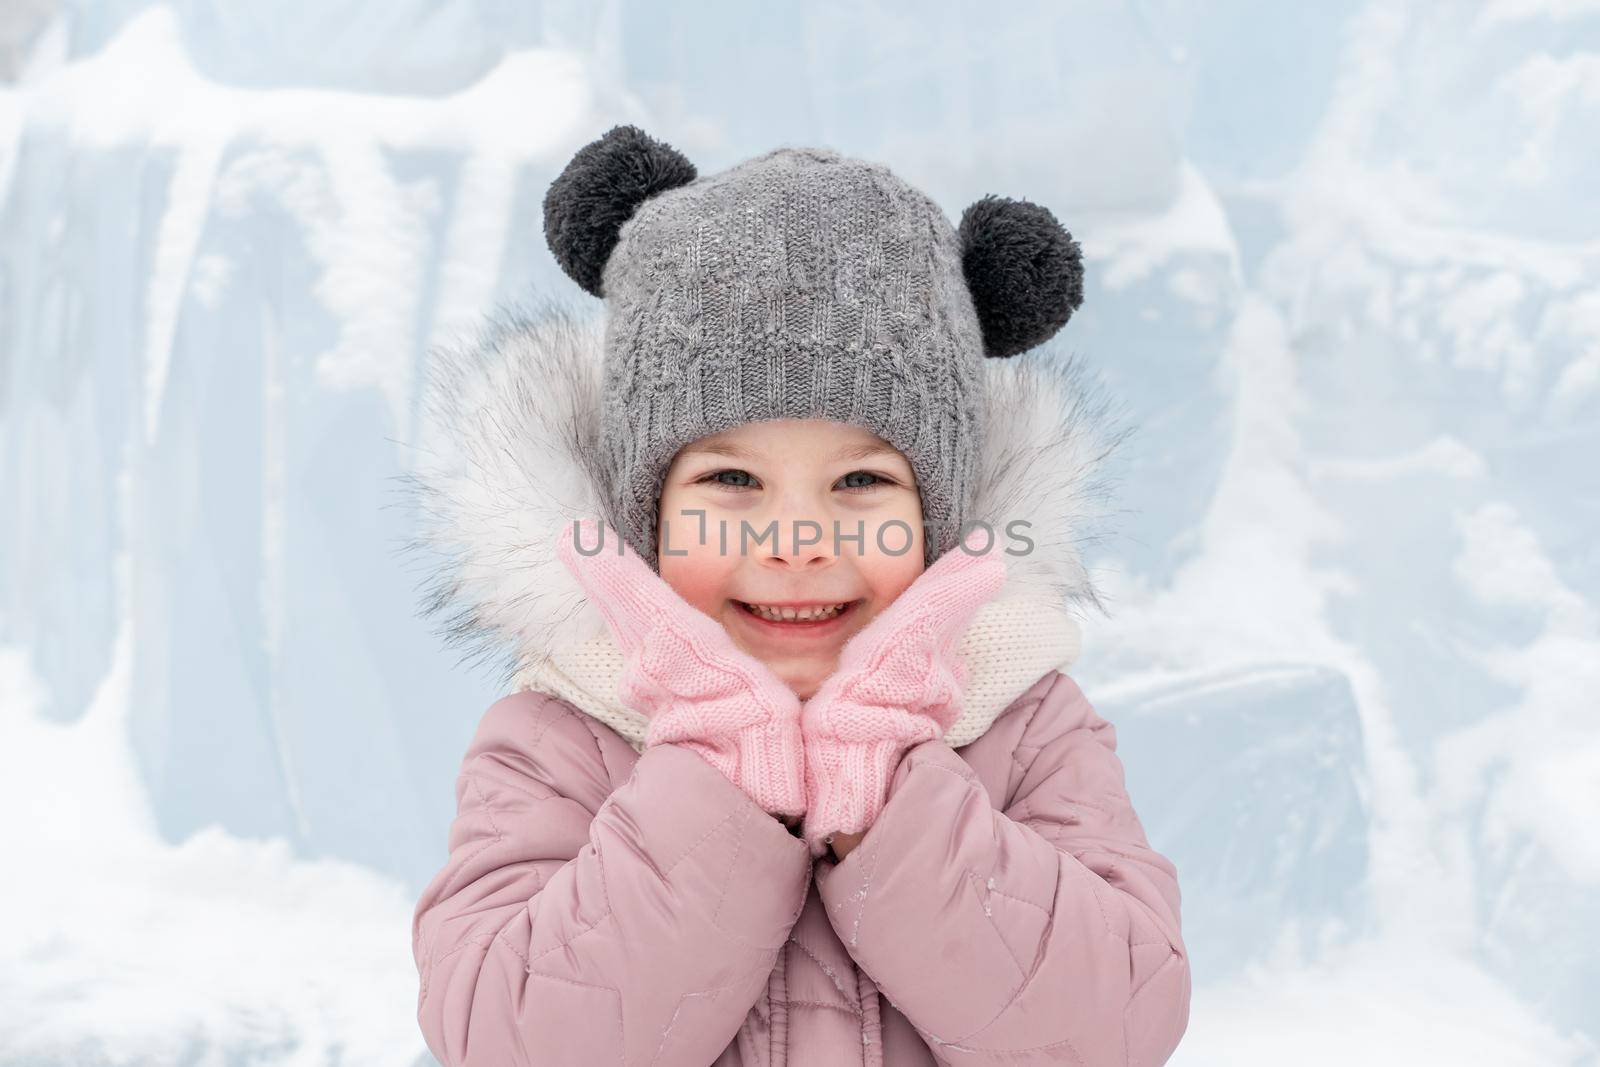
[798,529,1007,858]
[557,518,807,819]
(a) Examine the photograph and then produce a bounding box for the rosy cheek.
[657,551,736,615]
[863,555,925,605]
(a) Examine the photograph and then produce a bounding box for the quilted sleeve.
[413,691,813,1067]
[814,674,1190,1066]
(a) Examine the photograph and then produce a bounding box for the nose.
[758,519,837,572]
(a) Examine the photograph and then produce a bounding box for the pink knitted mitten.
[800,529,1007,857]
[556,518,806,818]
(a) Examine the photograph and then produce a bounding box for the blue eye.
[838,470,894,491]
[701,469,758,489]
[696,469,899,492]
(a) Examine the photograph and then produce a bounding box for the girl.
[408,126,1190,1066]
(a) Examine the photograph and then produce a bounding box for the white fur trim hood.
[402,291,1127,753]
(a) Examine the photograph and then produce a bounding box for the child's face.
[656,419,926,700]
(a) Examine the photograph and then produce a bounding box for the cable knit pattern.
[555,518,806,816]
[799,530,1008,857]
[594,146,991,572]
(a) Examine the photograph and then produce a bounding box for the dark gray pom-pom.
[543,125,698,297]
[957,195,1085,358]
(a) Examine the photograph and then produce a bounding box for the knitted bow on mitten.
[556,519,807,818]
[800,530,1008,858]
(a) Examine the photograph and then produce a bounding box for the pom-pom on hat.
[542,124,1085,569]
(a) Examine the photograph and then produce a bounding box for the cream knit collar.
[513,594,1082,755]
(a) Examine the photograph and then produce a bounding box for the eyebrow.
[684,440,902,462]
[834,441,901,462]
[683,442,757,460]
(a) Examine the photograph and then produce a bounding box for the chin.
[732,638,841,702]
[777,665,829,703]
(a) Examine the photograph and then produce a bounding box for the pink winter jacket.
[411,668,1189,1065]
[406,301,1190,1065]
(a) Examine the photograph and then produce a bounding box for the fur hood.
[402,291,1127,753]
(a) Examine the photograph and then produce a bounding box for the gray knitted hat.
[542,125,1085,570]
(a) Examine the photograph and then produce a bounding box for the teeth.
[744,602,848,622]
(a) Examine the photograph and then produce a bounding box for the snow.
[0,623,419,1065]
[2,1,1597,1064]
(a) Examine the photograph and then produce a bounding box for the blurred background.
[2,1,1597,1063]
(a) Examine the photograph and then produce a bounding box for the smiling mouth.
[734,600,860,625]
